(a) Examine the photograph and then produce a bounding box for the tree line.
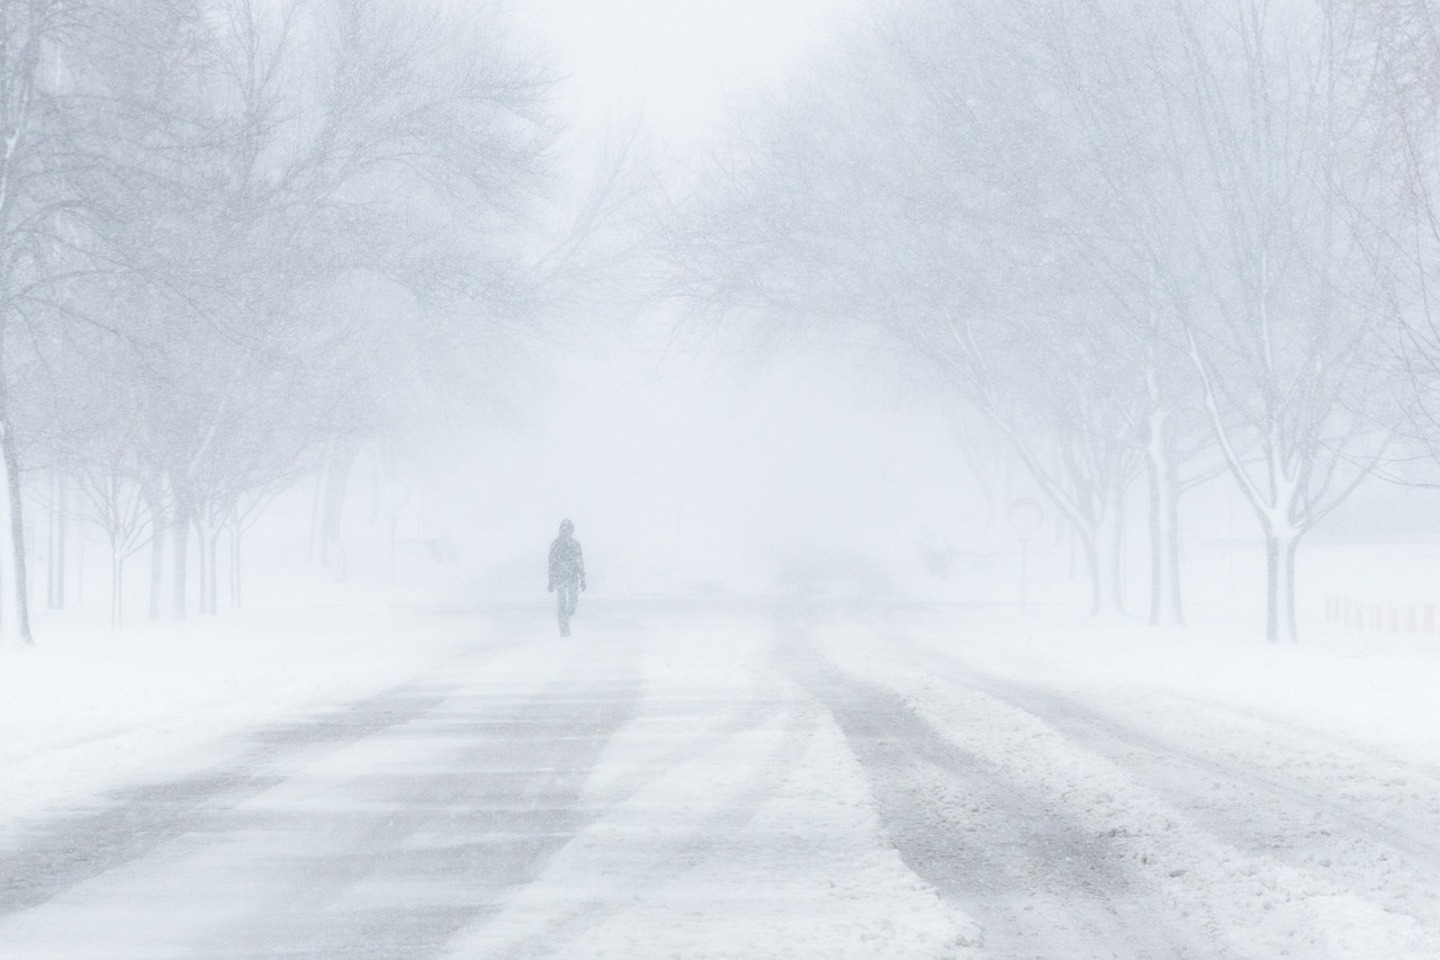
[0,0,557,637]
[663,0,1440,643]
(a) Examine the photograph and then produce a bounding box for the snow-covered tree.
[666,0,1394,640]
[0,0,558,633]
[1141,1,1393,643]
[665,2,1173,616]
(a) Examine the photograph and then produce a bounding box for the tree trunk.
[229,527,242,609]
[191,516,223,617]
[1146,452,1165,626]
[1265,528,1302,644]
[1074,505,1128,618]
[110,546,123,630]
[76,520,85,608]
[194,520,210,615]
[320,448,356,567]
[205,522,220,615]
[47,467,58,609]
[145,481,167,621]
[0,401,32,645]
[171,485,191,620]
[1108,498,1127,615]
[1066,523,1077,582]
[55,473,66,610]
[1081,528,1101,615]
[1144,410,1184,626]
[1165,480,1186,626]
[1286,536,1300,643]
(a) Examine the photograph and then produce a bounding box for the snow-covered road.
[1,601,1436,958]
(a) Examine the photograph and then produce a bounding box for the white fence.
[1326,597,1437,634]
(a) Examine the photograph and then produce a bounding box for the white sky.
[456,0,976,593]
[520,0,862,147]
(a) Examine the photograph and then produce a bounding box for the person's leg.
[556,582,572,635]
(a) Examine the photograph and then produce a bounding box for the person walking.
[547,518,586,636]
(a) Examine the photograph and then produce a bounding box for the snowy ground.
[2,596,1439,958]
[0,602,492,839]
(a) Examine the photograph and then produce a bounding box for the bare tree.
[0,0,94,644]
[1150,1,1392,642]
[1348,1,1440,489]
[664,0,1157,614]
[665,0,1397,642]
[39,0,559,619]
[75,457,148,628]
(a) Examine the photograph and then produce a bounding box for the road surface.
[1,600,1436,959]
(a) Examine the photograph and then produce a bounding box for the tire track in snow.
[454,704,819,960]
[0,623,539,915]
[0,632,631,957]
[199,673,647,960]
[0,678,462,917]
[779,619,1202,960]
[838,614,1440,958]
[930,660,1440,936]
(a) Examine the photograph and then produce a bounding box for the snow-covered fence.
[1326,597,1437,634]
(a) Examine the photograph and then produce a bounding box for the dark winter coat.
[548,534,585,590]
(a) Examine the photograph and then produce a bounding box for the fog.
[0,0,1425,635]
[7,1,1440,958]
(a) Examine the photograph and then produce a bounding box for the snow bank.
[911,607,1440,762]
